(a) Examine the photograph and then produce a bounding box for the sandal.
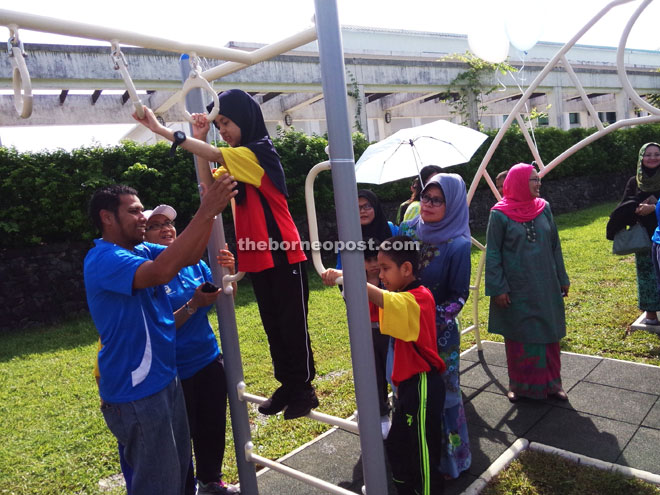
[506,390,519,403]
[552,389,569,401]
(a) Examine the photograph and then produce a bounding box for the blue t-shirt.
[84,239,177,403]
[652,201,660,244]
[164,261,220,379]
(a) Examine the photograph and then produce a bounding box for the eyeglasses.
[420,194,445,207]
[358,204,374,212]
[529,178,542,184]
[146,220,175,232]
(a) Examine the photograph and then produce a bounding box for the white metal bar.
[151,26,318,116]
[481,170,501,201]
[304,161,346,284]
[468,239,486,351]
[514,113,545,169]
[245,443,359,495]
[204,26,318,82]
[541,114,660,176]
[560,55,605,132]
[238,383,359,434]
[0,8,254,63]
[616,0,660,116]
[466,0,636,205]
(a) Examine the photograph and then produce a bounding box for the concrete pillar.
[466,90,479,130]
[546,87,566,130]
[356,84,369,139]
[616,91,631,121]
[376,117,386,141]
[578,111,589,128]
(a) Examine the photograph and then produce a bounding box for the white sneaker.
[380,414,391,439]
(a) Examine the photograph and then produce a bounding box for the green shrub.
[1,124,659,249]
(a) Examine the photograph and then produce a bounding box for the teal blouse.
[485,205,570,344]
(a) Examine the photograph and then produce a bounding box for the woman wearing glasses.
[399,173,472,479]
[335,189,398,270]
[485,164,570,404]
[607,142,660,326]
[143,204,238,495]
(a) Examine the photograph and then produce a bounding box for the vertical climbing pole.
[314,2,389,494]
[179,54,259,495]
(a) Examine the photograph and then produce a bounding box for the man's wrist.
[185,300,197,315]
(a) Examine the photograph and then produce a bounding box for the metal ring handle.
[222,271,245,294]
[115,58,144,119]
[10,45,32,119]
[181,73,220,123]
[111,42,144,119]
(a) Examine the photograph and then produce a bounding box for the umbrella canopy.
[354,119,488,184]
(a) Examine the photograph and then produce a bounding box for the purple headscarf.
[413,173,471,245]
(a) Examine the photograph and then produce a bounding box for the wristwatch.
[185,301,197,315]
[170,131,187,156]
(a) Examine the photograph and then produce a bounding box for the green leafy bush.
[1,123,659,249]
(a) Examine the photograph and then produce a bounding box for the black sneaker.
[283,385,319,420]
[258,385,291,415]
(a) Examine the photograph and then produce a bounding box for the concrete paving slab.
[461,384,481,402]
[557,351,601,380]
[554,381,658,424]
[461,358,580,398]
[642,398,660,430]
[617,426,660,474]
[459,359,509,394]
[444,472,478,495]
[252,345,659,494]
[256,428,377,495]
[461,341,508,367]
[464,390,552,437]
[463,424,518,476]
[525,407,638,462]
[585,358,660,395]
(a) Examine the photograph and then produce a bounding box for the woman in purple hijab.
[400,173,472,479]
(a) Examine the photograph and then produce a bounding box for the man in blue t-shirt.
[84,178,236,495]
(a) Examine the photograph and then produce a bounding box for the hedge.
[1,123,659,249]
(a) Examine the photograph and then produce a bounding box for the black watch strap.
[170,131,187,156]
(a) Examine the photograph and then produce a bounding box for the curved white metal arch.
[464,0,660,349]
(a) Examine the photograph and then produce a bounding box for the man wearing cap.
[84,177,236,495]
[142,204,238,495]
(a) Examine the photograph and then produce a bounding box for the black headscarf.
[358,189,392,244]
[207,89,288,203]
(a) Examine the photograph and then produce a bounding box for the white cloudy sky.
[1,0,659,151]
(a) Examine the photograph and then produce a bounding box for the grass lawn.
[1,201,659,494]
[482,450,660,495]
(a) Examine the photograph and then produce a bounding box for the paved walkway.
[256,341,660,494]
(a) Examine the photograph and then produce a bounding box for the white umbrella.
[354,119,488,184]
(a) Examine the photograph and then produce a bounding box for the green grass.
[482,450,660,495]
[1,201,659,494]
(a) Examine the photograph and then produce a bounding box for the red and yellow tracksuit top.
[379,282,446,387]
[213,147,306,273]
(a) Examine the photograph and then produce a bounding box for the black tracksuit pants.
[386,370,445,495]
[250,261,315,387]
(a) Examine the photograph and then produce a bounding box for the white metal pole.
[179,54,259,494]
[314,1,389,494]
